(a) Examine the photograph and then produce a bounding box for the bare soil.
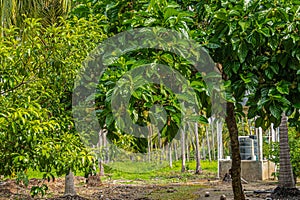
[0,176,299,200]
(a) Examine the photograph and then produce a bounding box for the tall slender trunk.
[225,102,245,200]
[278,114,295,188]
[181,127,186,172]
[211,120,216,160]
[99,159,104,176]
[186,139,190,162]
[148,125,152,162]
[64,170,76,196]
[202,137,206,160]
[174,142,178,161]
[194,122,202,174]
[168,142,173,168]
[206,126,212,162]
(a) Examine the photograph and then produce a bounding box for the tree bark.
[206,126,212,162]
[174,142,178,161]
[147,125,152,162]
[99,159,104,176]
[278,114,295,188]
[211,119,216,160]
[181,127,186,172]
[194,122,202,174]
[225,102,245,200]
[186,139,190,162]
[168,142,173,168]
[64,170,76,196]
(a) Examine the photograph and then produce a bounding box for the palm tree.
[278,114,295,188]
[0,0,71,28]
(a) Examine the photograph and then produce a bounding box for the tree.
[70,0,213,174]
[193,1,300,197]
[71,0,299,198]
[0,15,107,196]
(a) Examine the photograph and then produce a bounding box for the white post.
[258,127,263,161]
[217,120,223,179]
[271,123,276,142]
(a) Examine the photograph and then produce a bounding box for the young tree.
[0,15,107,196]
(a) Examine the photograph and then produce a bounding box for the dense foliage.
[0,15,107,178]
[1,0,300,198]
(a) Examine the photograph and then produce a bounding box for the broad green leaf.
[269,103,282,119]
[238,21,249,32]
[276,81,289,95]
[258,27,270,37]
[255,117,263,128]
[237,41,248,63]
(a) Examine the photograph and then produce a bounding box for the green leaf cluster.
[0,15,107,177]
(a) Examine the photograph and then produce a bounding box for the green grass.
[147,184,207,200]
[22,160,217,185]
[102,160,218,184]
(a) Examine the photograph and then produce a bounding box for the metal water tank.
[239,136,258,160]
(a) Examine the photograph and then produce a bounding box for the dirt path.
[0,177,294,200]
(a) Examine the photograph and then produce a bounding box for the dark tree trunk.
[278,114,295,188]
[225,102,245,200]
[64,170,76,196]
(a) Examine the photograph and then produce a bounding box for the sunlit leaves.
[0,16,106,177]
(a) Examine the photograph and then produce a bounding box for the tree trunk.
[206,126,212,162]
[168,142,173,168]
[202,137,206,160]
[148,125,152,162]
[225,102,245,200]
[99,159,104,176]
[181,127,186,172]
[278,114,295,188]
[186,139,190,162]
[194,122,202,174]
[211,119,216,160]
[64,170,76,196]
[174,142,178,161]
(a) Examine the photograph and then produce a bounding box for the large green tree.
[193,0,300,197]
[71,0,214,174]
[0,15,107,195]
[72,0,300,198]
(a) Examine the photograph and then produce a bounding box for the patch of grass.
[147,184,206,200]
[25,169,46,179]
[22,160,217,185]
[102,160,217,184]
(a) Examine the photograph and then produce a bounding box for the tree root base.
[270,186,300,200]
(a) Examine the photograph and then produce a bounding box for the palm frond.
[0,0,72,29]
